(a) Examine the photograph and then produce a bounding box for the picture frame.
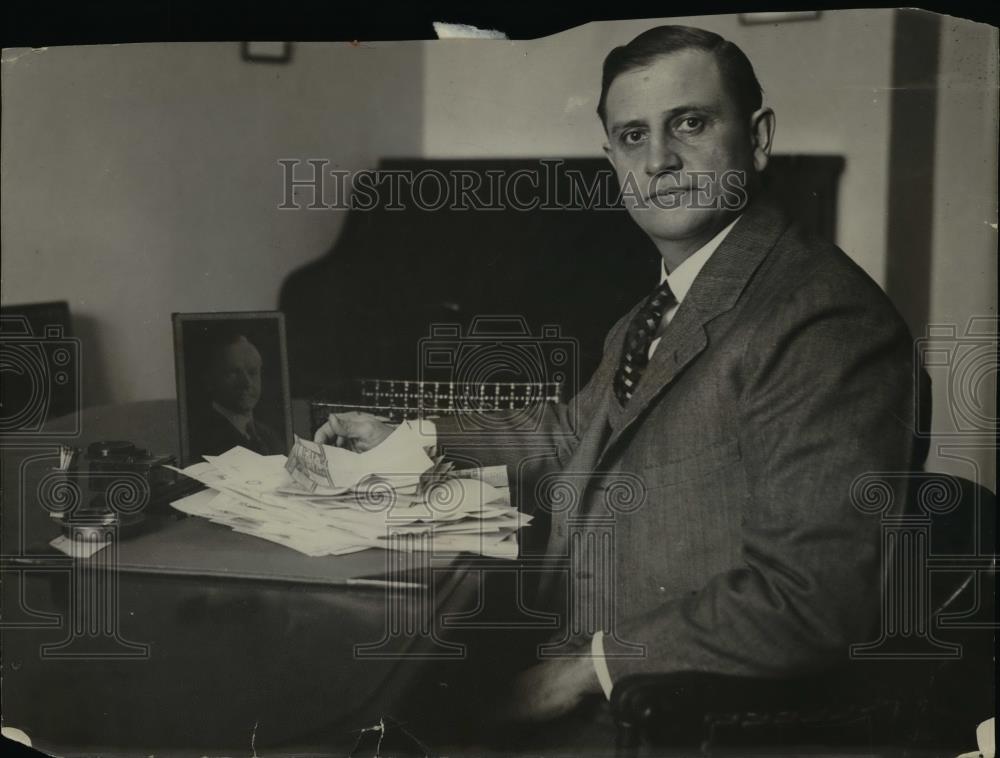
[738,11,821,25]
[240,41,292,64]
[172,311,293,466]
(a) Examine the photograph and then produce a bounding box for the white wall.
[1,41,423,405]
[925,19,999,489]
[421,11,898,284]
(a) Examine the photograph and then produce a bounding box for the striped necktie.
[613,280,676,405]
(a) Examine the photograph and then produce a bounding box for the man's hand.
[493,655,603,724]
[313,411,393,451]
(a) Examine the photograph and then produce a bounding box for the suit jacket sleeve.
[604,269,928,680]
[432,318,627,489]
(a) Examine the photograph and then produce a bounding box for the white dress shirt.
[648,215,741,359]
[592,214,741,699]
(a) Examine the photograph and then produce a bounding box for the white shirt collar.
[659,215,742,303]
[212,401,253,437]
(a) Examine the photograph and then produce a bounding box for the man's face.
[603,48,762,247]
[209,336,262,414]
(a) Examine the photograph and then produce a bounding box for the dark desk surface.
[0,400,484,755]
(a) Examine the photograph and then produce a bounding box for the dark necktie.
[613,279,676,405]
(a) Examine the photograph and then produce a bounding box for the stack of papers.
[168,423,528,559]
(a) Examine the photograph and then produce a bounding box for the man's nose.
[645,134,682,176]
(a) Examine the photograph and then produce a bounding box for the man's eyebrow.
[609,104,720,135]
[609,118,648,135]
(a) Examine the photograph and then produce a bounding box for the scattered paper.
[50,534,111,559]
[169,444,526,559]
[285,422,434,491]
[957,717,995,758]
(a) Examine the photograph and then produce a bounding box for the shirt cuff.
[591,630,614,701]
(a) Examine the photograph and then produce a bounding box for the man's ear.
[749,107,776,173]
[602,142,615,170]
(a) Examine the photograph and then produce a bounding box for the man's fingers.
[315,412,384,449]
[313,418,353,447]
[325,413,352,437]
[313,419,333,444]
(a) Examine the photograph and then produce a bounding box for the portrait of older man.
[190,327,286,459]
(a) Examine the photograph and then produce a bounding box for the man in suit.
[191,331,285,459]
[315,25,928,728]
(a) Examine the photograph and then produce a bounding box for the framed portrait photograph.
[172,311,293,465]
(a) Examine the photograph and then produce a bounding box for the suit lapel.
[600,198,790,455]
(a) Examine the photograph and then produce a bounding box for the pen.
[344,578,426,589]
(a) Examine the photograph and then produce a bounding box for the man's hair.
[597,25,763,128]
[194,325,257,374]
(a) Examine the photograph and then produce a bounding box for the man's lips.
[640,187,691,204]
